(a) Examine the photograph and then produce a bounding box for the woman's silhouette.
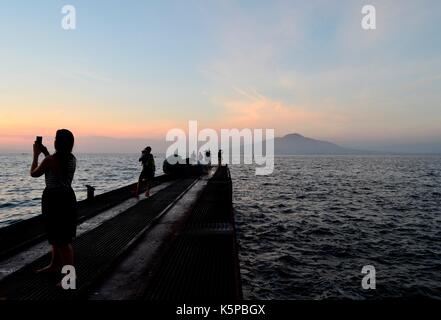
[136,146,155,197]
[30,129,77,278]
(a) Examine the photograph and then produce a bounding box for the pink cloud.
[209,88,347,138]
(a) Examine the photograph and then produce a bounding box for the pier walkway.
[0,166,241,300]
[0,174,173,260]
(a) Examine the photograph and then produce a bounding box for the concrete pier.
[0,165,241,300]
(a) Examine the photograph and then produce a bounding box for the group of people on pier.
[29,129,223,286]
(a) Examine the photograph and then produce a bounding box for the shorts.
[140,168,155,181]
[42,186,77,246]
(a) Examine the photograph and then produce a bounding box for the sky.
[0,0,440,153]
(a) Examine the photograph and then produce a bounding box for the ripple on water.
[231,155,441,299]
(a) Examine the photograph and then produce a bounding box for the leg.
[55,244,75,288]
[145,179,151,197]
[58,244,74,267]
[145,172,154,197]
[136,179,140,196]
[136,177,143,197]
[35,245,61,273]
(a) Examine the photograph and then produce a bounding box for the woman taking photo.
[30,129,77,278]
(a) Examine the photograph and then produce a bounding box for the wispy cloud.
[209,87,347,138]
[1,0,441,152]
[66,70,112,83]
[200,0,441,141]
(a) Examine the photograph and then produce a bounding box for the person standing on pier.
[205,149,211,165]
[136,146,155,198]
[30,129,77,281]
[218,149,223,166]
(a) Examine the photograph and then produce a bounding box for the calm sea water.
[0,153,165,227]
[1,154,441,299]
[232,156,441,299]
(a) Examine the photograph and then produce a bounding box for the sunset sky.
[1,0,441,152]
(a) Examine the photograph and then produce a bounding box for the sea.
[1,153,441,299]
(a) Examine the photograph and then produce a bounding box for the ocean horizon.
[1,154,440,299]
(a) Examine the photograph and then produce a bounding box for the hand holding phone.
[35,136,49,156]
[33,136,48,157]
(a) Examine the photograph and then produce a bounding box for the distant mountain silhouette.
[274,133,358,155]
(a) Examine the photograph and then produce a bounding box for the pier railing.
[0,174,173,260]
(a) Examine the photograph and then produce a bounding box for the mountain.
[274,133,358,155]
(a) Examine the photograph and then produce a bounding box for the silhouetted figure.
[218,149,223,166]
[30,129,77,284]
[136,146,155,197]
[163,153,183,174]
[205,149,211,165]
[198,152,203,164]
[190,151,196,164]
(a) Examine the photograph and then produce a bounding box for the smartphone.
[36,136,43,145]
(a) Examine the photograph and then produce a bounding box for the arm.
[30,157,51,178]
[139,153,147,162]
[41,144,50,157]
[30,143,51,177]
